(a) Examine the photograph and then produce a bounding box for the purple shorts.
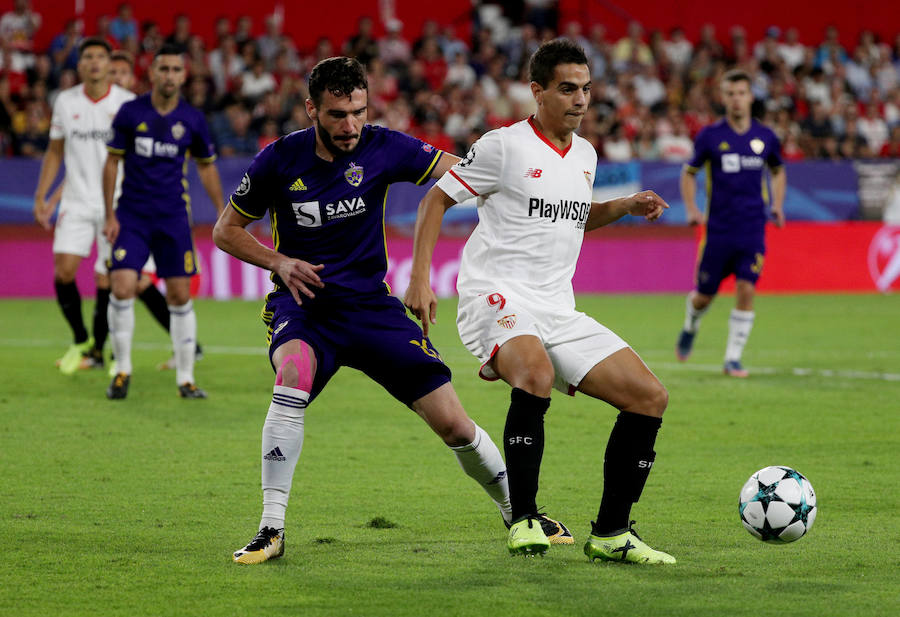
[263,289,451,406]
[695,234,766,296]
[109,212,198,278]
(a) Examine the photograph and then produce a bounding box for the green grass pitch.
[1,294,898,617]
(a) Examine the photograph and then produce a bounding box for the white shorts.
[457,288,629,395]
[52,203,109,275]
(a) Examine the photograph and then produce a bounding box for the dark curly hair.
[308,56,368,106]
[529,38,588,88]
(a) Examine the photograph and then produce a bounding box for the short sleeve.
[766,132,783,169]
[384,129,444,185]
[685,128,709,172]
[189,112,217,162]
[106,105,130,154]
[49,94,65,140]
[229,141,277,220]
[434,129,503,203]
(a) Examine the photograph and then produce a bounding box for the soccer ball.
[739,466,817,543]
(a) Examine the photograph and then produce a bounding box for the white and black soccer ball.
[739,466,817,543]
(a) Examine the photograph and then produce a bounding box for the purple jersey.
[230,125,443,295]
[686,119,782,239]
[107,94,216,219]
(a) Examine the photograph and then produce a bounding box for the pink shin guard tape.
[275,345,313,392]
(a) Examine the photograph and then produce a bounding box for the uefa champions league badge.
[344,162,364,187]
[171,121,186,140]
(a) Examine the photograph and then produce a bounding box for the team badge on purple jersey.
[344,161,364,187]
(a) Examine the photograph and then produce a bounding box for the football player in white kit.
[405,39,675,564]
[33,38,135,374]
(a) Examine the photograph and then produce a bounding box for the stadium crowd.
[2,0,900,161]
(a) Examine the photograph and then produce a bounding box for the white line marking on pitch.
[3,339,898,382]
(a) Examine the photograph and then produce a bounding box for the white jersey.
[436,117,597,310]
[49,83,135,212]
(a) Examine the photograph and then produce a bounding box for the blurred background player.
[33,37,134,375]
[106,49,204,373]
[215,57,528,565]
[103,44,224,399]
[405,39,674,564]
[677,69,786,377]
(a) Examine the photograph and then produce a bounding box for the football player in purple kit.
[216,57,568,565]
[103,44,225,399]
[676,69,786,377]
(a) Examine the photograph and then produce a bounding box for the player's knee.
[54,269,76,284]
[274,349,314,393]
[434,416,475,447]
[515,367,554,398]
[642,380,669,417]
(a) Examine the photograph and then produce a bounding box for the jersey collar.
[528,115,572,158]
[83,83,112,104]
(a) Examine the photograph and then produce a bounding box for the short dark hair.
[722,69,751,86]
[528,38,588,88]
[78,37,112,58]
[308,56,368,106]
[154,43,184,60]
[110,49,134,67]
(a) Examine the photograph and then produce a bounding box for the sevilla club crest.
[868,225,900,292]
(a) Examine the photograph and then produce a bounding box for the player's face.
[534,63,591,133]
[307,88,368,156]
[151,54,186,99]
[109,59,134,90]
[722,79,753,120]
[77,46,110,84]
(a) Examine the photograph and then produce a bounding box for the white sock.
[107,296,134,375]
[725,309,755,362]
[259,385,309,530]
[169,300,197,385]
[450,424,512,524]
[683,293,709,334]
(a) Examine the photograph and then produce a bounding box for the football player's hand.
[33,197,53,230]
[772,209,785,228]
[276,256,324,305]
[686,209,704,226]
[103,214,120,245]
[627,190,669,221]
[404,278,438,337]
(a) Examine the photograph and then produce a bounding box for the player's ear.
[531,81,542,105]
[305,98,316,122]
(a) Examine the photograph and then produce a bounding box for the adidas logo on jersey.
[136,121,148,132]
[289,177,307,191]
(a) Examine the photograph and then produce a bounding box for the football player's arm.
[102,152,123,244]
[33,138,64,230]
[404,185,458,336]
[770,166,786,228]
[429,152,461,180]
[680,165,703,226]
[213,205,324,306]
[196,160,226,216]
[586,190,669,232]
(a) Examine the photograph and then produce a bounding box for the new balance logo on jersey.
[523,168,543,178]
[528,197,590,228]
[264,447,286,462]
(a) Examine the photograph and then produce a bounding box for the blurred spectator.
[815,25,848,71]
[257,14,282,66]
[633,122,660,160]
[880,125,900,157]
[49,19,81,74]
[344,16,378,67]
[165,14,192,53]
[13,100,48,157]
[234,16,253,47]
[110,3,137,45]
[778,27,805,69]
[413,112,456,154]
[257,118,279,150]
[378,18,411,70]
[445,52,476,90]
[663,27,693,69]
[858,101,889,152]
[0,0,41,51]
[208,35,244,96]
[634,64,665,109]
[418,37,447,92]
[612,21,653,71]
[215,103,258,156]
[242,57,276,103]
[603,123,633,161]
[439,24,468,63]
[657,118,693,162]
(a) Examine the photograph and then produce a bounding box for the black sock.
[140,284,170,332]
[504,387,551,521]
[55,280,88,344]
[593,411,662,536]
[93,288,111,352]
